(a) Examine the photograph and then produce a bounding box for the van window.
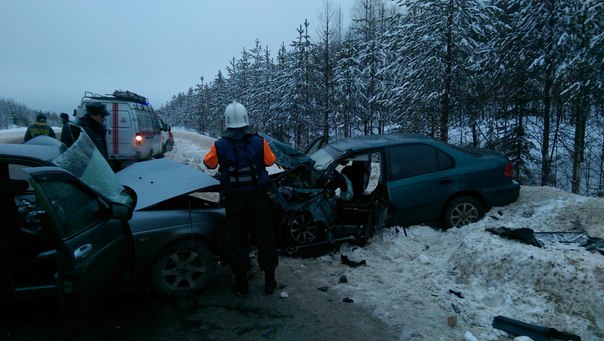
[151,115,160,132]
[136,111,153,131]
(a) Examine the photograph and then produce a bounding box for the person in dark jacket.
[77,103,109,159]
[23,114,56,142]
[203,101,278,297]
[59,112,79,147]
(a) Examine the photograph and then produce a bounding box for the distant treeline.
[0,98,60,128]
[159,0,604,196]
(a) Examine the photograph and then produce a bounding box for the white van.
[75,90,164,168]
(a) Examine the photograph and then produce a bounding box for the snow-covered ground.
[163,129,604,341]
[2,128,603,340]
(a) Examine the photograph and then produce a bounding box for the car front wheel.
[287,212,321,245]
[442,196,484,229]
[150,240,216,298]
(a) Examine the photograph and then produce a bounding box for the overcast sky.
[0,0,353,114]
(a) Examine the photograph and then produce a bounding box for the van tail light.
[135,133,143,145]
[504,162,514,178]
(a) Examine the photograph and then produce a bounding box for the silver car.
[116,158,226,298]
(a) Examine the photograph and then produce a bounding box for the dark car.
[0,135,134,316]
[116,158,225,298]
[263,133,520,248]
[1,135,225,310]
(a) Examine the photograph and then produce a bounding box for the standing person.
[23,114,56,142]
[77,103,109,160]
[59,112,79,147]
[203,101,278,297]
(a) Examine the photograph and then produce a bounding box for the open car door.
[24,166,133,317]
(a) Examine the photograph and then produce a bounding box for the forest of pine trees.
[159,0,604,196]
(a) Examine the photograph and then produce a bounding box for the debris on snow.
[492,315,581,341]
[340,254,367,268]
[485,227,544,247]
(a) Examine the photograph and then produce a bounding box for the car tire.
[150,240,216,298]
[286,212,321,245]
[442,196,484,229]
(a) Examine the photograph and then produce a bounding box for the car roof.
[327,133,433,153]
[0,142,62,163]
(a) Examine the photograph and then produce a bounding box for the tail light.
[504,162,514,177]
[135,133,143,145]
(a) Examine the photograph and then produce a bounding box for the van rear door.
[107,102,136,159]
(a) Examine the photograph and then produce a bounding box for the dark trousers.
[224,190,278,273]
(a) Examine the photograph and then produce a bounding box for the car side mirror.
[111,202,132,220]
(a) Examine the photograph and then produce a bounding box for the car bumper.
[483,181,520,207]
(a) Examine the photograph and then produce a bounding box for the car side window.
[389,144,453,180]
[36,180,103,238]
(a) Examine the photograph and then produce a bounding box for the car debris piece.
[448,289,464,299]
[339,275,348,283]
[447,315,457,327]
[317,286,329,292]
[492,315,581,341]
[533,232,590,244]
[340,255,367,268]
[451,303,461,314]
[343,297,354,303]
[485,227,544,247]
[464,331,479,341]
[238,321,261,335]
[580,237,604,255]
[261,325,276,337]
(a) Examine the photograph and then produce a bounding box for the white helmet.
[224,101,249,128]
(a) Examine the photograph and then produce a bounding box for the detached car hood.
[116,158,219,210]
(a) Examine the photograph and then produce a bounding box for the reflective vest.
[215,134,270,193]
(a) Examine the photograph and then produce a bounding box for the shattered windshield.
[51,132,132,206]
[309,145,340,171]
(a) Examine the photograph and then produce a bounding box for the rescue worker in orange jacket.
[204,101,278,297]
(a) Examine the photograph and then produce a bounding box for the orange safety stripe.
[263,139,276,166]
[204,143,219,169]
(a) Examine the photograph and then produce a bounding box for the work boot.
[233,272,249,298]
[264,268,277,295]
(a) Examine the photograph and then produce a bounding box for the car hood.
[259,133,314,169]
[116,158,219,210]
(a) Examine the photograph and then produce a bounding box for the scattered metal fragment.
[448,289,464,299]
[237,321,260,335]
[485,227,544,247]
[261,325,276,337]
[340,255,366,268]
[492,315,581,341]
